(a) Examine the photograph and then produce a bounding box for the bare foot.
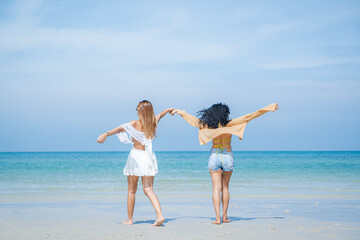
[153,216,165,226]
[212,218,221,225]
[222,217,231,223]
[122,219,133,225]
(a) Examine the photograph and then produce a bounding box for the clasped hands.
[170,108,179,116]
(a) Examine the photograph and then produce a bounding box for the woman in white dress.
[97,100,173,226]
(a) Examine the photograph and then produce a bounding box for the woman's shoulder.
[129,120,142,132]
[128,120,139,126]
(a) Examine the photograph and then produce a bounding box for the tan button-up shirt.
[176,103,278,145]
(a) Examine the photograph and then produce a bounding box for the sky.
[0,0,359,151]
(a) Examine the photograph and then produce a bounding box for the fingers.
[97,135,106,143]
[167,108,174,115]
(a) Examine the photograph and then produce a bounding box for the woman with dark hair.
[171,103,279,224]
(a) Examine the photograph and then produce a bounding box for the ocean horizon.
[2,150,359,152]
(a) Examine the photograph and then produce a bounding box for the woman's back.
[212,133,232,152]
[96,100,172,227]
[131,120,146,151]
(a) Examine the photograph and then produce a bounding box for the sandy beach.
[1,194,359,240]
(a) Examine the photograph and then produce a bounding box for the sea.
[1,151,360,201]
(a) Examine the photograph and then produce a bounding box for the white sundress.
[116,123,158,176]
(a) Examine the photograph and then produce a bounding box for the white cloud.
[1,0,359,71]
[261,58,360,70]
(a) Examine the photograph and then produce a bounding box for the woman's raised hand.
[157,108,175,122]
[97,133,107,143]
[275,103,279,111]
[170,109,179,116]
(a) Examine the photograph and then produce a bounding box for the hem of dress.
[123,174,158,176]
[123,171,159,176]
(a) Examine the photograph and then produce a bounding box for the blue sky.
[0,0,359,151]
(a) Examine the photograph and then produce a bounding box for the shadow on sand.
[227,216,284,221]
[133,217,179,225]
[123,216,283,225]
[190,216,284,222]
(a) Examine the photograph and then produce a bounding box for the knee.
[128,187,137,194]
[213,186,222,193]
[143,187,153,196]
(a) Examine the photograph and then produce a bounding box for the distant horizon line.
[0,150,359,153]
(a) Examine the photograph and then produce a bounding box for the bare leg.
[141,176,165,226]
[123,175,139,225]
[222,170,233,223]
[210,169,222,224]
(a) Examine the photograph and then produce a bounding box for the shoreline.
[1,196,359,240]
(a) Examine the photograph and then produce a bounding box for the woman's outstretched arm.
[226,103,279,127]
[170,109,201,128]
[97,125,125,143]
[156,108,174,123]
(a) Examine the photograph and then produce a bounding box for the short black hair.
[197,103,231,129]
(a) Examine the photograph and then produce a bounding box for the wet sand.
[1,194,359,240]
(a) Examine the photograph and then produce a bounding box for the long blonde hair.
[137,100,157,139]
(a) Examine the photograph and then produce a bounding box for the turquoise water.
[1,151,360,200]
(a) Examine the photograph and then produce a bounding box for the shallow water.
[1,151,360,201]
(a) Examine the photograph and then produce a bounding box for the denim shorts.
[208,148,234,171]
